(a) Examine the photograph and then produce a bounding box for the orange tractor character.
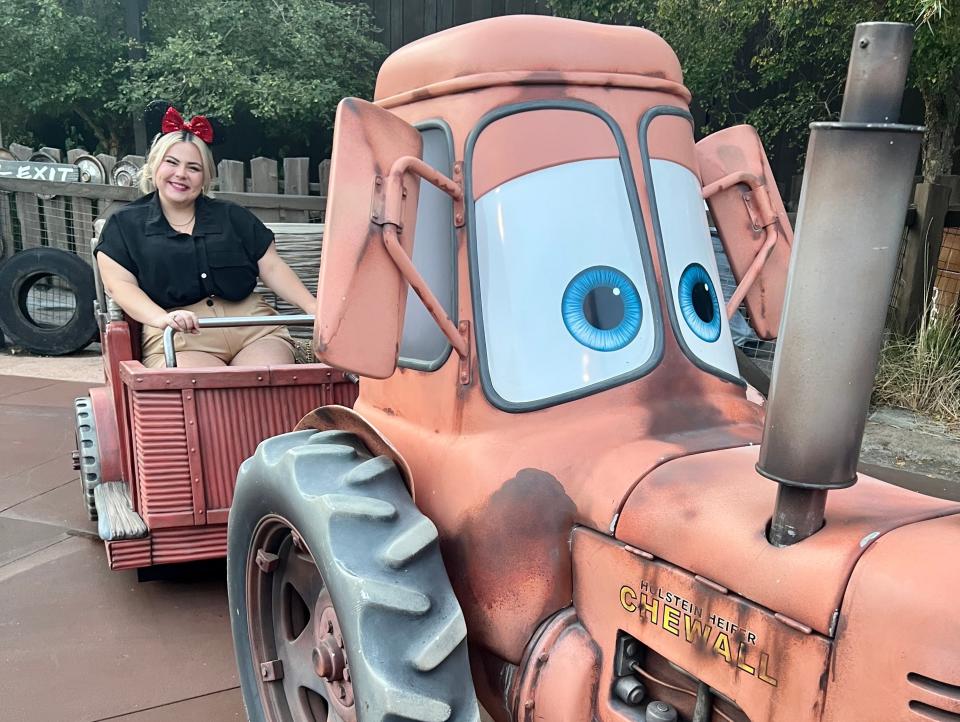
[225,16,959,722]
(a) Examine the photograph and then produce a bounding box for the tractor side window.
[471,107,659,409]
[399,125,456,369]
[642,111,740,381]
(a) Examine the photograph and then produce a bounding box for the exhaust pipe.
[758,22,923,546]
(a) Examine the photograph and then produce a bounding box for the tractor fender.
[90,385,121,482]
[295,404,415,497]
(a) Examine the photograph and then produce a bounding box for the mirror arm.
[702,171,782,319]
[376,155,468,359]
[724,225,781,319]
[381,224,469,358]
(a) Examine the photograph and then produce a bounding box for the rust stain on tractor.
[442,469,576,653]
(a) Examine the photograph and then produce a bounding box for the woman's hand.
[150,309,201,334]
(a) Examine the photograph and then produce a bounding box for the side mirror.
[696,125,793,339]
[313,98,423,378]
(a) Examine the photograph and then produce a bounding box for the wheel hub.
[247,517,356,721]
[312,636,345,681]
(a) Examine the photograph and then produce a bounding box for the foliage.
[114,0,386,141]
[549,0,960,179]
[0,0,385,155]
[873,304,960,427]
[0,0,128,153]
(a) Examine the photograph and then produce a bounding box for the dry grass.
[873,306,960,427]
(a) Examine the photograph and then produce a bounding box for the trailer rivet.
[191,379,196,384]
[859,37,870,48]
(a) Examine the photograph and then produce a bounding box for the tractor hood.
[614,445,960,635]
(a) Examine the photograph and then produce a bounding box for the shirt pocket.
[205,239,257,300]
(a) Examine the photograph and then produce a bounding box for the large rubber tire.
[73,396,101,520]
[228,429,480,722]
[0,248,97,355]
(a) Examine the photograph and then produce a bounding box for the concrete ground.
[0,348,956,722]
[0,371,244,722]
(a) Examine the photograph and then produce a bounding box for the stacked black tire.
[0,247,98,355]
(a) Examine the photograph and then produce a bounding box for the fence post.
[282,158,310,222]
[890,181,953,335]
[317,159,331,196]
[97,154,117,181]
[218,159,245,192]
[250,157,279,221]
[9,143,32,161]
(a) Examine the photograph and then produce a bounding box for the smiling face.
[154,141,205,207]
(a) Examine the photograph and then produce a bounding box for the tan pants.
[141,294,295,368]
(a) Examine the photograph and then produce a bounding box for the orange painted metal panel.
[615,445,960,635]
[471,109,618,199]
[374,16,687,105]
[572,527,832,722]
[822,514,960,721]
[314,98,423,378]
[696,125,793,339]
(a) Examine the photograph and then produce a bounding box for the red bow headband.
[161,107,214,144]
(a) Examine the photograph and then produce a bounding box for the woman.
[95,108,317,368]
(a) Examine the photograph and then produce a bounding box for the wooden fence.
[0,143,330,264]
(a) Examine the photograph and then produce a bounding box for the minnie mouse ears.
[143,99,225,146]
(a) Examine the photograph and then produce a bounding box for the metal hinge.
[458,320,472,385]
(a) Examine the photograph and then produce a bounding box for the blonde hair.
[139,131,216,195]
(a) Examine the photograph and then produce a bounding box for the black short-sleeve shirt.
[94,192,274,308]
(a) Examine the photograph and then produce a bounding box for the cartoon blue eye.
[678,263,721,342]
[561,266,642,352]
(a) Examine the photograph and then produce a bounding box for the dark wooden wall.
[365,0,554,52]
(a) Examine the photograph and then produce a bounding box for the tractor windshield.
[470,106,660,410]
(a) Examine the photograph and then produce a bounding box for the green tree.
[114,0,386,141]
[550,0,959,180]
[0,0,129,153]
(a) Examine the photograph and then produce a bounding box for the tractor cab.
[315,15,790,414]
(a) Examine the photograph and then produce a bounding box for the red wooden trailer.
[73,228,357,572]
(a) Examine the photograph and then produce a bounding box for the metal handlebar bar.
[162,314,315,368]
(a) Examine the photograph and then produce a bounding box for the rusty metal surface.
[615,445,960,634]
[509,608,600,722]
[195,384,352,512]
[335,79,769,664]
[374,16,688,106]
[108,356,358,565]
[105,525,229,570]
[822,514,960,721]
[758,125,921,497]
[314,97,423,378]
[696,125,792,339]
[131,389,194,526]
[572,527,832,722]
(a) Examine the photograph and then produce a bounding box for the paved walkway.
[0,374,244,722]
